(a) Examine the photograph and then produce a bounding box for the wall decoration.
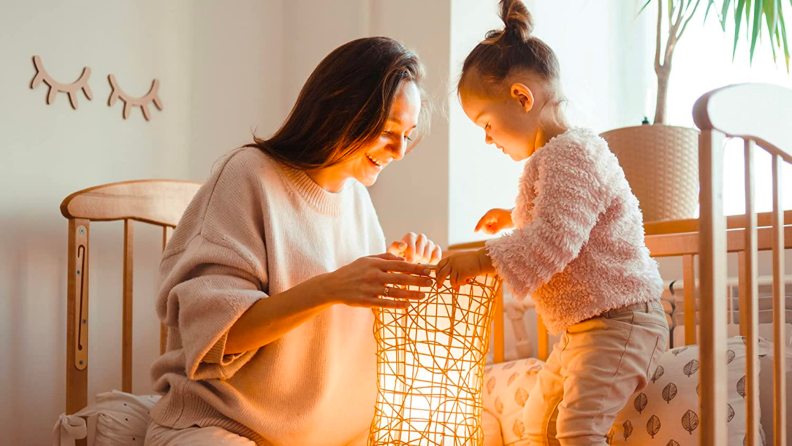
[30,55,93,109]
[107,74,163,121]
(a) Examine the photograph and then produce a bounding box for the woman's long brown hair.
[246,37,428,170]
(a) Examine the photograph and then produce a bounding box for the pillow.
[483,409,504,446]
[52,390,160,446]
[482,358,544,446]
[758,344,792,446]
[608,336,769,446]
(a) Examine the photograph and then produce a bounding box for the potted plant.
[602,0,789,222]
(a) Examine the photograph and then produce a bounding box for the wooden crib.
[60,84,789,445]
[452,84,791,445]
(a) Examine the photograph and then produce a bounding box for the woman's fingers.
[386,241,408,258]
[429,245,442,264]
[377,259,432,276]
[381,272,434,287]
[413,234,428,263]
[400,232,417,262]
[371,251,405,261]
[383,287,426,300]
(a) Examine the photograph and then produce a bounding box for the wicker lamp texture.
[369,268,501,446]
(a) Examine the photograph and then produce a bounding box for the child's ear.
[510,83,534,113]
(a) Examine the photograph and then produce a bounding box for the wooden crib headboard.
[60,180,201,416]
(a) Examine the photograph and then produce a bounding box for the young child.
[435,1,669,444]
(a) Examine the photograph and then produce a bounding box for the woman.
[145,37,441,446]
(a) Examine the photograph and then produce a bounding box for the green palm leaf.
[778,6,790,69]
[749,0,763,62]
[642,0,789,70]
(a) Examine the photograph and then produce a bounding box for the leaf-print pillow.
[608,336,769,446]
[482,358,544,446]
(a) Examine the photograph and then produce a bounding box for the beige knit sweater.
[149,147,386,445]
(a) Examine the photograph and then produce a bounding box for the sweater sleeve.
[160,235,268,381]
[485,139,612,299]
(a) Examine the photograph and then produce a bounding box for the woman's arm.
[225,252,433,355]
[225,275,330,354]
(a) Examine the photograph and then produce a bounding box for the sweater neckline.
[543,127,594,147]
[275,161,349,217]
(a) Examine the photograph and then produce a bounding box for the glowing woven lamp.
[369,268,501,446]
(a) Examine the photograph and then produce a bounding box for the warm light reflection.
[369,269,500,446]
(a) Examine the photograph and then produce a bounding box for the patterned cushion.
[608,336,769,446]
[482,409,504,446]
[482,358,544,446]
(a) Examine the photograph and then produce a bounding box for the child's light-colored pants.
[523,299,668,446]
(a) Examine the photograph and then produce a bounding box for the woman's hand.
[435,249,495,290]
[226,253,432,354]
[321,252,435,309]
[388,232,442,264]
[474,208,515,235]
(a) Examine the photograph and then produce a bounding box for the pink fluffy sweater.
[486,128,663,334]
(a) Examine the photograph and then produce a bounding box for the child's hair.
[459,0,561,100]
[246,37,429,170]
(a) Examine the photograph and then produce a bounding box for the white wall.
[368,0,452,248]
[0,1,281,444]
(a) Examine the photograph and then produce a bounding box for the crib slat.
[537,314,549,361]
[493,285,504,363]
[738,251,748,336]
[683,254,696,345]
[744,140,761,445]
[772,153,787,446]
[160,226,172,355]
[698,129,728,445]
[122,219,134,393]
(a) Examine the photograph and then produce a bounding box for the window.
[662,4,792,215]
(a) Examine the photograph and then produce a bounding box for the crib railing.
[694,83,791,446]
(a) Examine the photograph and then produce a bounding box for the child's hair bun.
[498,0,533,42]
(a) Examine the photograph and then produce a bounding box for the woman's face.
[341,81,422,187]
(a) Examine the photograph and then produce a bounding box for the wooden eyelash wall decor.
[107,74,164,121]
[30,55,93,109]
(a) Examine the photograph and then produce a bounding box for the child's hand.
[474,208,515,235]
[435,249,494,290]
[388,232,442,264]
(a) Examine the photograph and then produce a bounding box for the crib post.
[66,218,89,415]
[122,219,134,393]
[698,129,728,445]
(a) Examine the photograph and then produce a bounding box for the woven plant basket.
[600,125,699,222]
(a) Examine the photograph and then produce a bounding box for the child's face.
[459,77,540,162]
